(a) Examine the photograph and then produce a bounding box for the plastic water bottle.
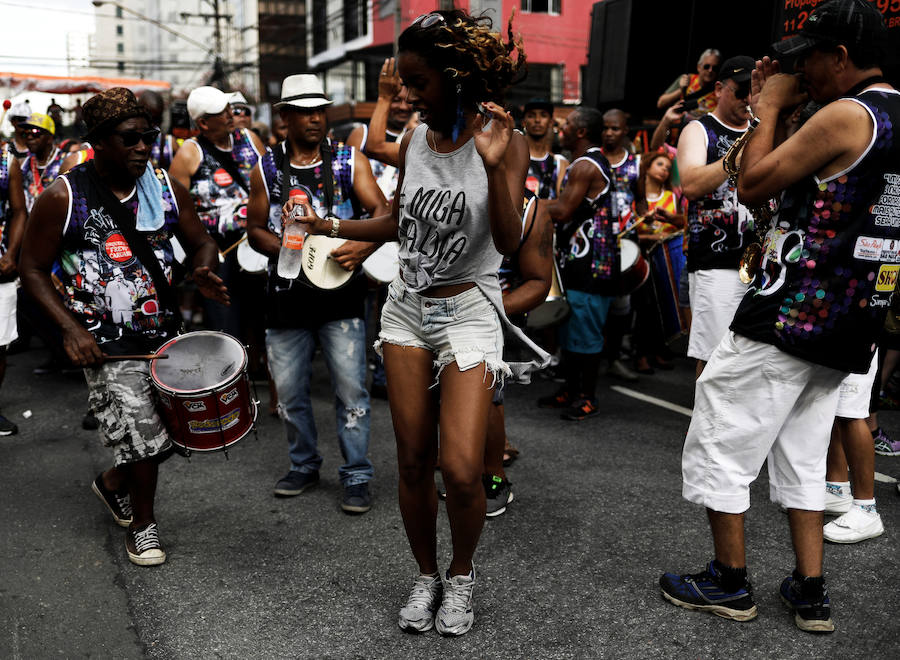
[277,195,309,279]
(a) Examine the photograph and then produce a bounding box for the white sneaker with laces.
[435,567,476,636]
[823,506,884,544]
[398,573,442,632]
[824,487,852,516]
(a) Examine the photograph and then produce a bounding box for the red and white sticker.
[525,176,539,194]
[104,233,133,262]
[141,299,159,316]
[213,168,234,187]
[289,188,310,204]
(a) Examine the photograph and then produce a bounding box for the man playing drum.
[246,74,389,513]
[19,88,228,567]
[539,107,617,421]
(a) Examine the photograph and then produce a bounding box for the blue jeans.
[266,318,373,485]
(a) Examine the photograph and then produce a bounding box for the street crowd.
[1,0,899,639]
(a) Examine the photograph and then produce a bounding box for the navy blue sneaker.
[780,571,834,633]
[660,560,757,621]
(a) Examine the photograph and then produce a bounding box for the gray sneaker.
[273,470,319,497]
[484,475,513,518]
[398,573,442,632]
[436,568,476,636]
[606,359,638,382]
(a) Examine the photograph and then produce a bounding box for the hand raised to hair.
[473,101,513,170]
[378,57,403,100]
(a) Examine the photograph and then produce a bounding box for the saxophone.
[723,106,777,284]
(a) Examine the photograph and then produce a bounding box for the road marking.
[610,385,693,418]
[610,387,899,484]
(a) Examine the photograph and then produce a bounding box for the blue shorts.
[559,289,613,354]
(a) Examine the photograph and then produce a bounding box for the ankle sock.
[826,481,851,497]
[853,498,877,513]
[713,560,748,592]
[792,570,826,600]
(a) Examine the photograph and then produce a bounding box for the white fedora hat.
[274,74,333,110]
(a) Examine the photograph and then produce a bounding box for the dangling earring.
[451,83,464,144]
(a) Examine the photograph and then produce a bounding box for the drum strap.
[197,135,249,194]
[85,161,182,328]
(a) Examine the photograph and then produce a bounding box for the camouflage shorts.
[84,361,172,465]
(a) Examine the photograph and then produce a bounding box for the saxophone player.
[675,56,756,379]
[660,0,897,635]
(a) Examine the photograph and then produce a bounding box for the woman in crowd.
[631,149,685,373]
[283,9,544,636]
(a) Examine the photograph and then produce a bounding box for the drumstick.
[103,353,169,361]
[219,234,248,258]
[616,214,650,239]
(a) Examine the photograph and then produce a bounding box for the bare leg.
[836,417,875,500]
[383,344,440,575]
[787,509,824,577]
[707,509,746,567]
[825,422,848,482]
[483,403,506,480]
[123,457,159,528]
[880,348,900,393]
[439,362,495,576]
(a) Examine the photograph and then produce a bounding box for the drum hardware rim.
[151,330,249,394]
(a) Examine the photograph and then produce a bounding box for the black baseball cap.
[523,98,554,114]
[718,56,755,83]
[772,0,887,58]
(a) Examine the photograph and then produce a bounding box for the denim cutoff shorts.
[375,279,511,388]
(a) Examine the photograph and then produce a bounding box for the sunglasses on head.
[232,107,251,117]
[702,63,719,71]
[412,12,446,29]
[111,128,160,147]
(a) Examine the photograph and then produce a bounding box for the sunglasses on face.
[702,63,719,71]
[111,128,160,147]
[412,12,446,29]
[24,127,49,138]
[728,82,751,99]
[232,107,251,117]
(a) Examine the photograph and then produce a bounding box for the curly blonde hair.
[398,9,526,104]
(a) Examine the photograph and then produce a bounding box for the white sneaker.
[824,488,852,516]
[823,506,884,544]
[398,573,442,632]
[435,568,476,636]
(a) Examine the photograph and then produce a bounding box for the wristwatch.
[330,217,340,238]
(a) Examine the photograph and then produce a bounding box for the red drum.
[618,239,650,295]
[150,331,256,453]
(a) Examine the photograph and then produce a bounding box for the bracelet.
[330,217,340,238]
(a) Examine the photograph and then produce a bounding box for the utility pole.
[181,0,232,89]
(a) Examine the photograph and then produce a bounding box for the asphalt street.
[2,341,899,659]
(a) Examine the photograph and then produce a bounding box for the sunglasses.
[728,82,751,99]
[412,12,446,29]
[24,127,49,137]
[111,128,160,147]
[702,63,719,71]
[232,107,251,117]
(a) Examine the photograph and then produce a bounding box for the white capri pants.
[682,331,845,513]
[687,268,748,362]
[835,351,878,420]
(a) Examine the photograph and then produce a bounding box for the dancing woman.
[284,9,544,636]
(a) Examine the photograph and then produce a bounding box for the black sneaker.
[341,482,372,514]
[560,397,601,421]
[484,475,513,518]
[660,560,758,622]
[91,474,132,528]
[780,571,835,633]
[0,413,18,436]
[125,522,166,566]
[273,470,319,497]
[537,389,573,409]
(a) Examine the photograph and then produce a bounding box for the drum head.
[237,240,268,273]
[301,234,354,289]
[620,239,640,271]
[362,242,399,283]
[151,331,247,393]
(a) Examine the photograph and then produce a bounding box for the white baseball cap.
[273,74,332,110]
[228,91,249,107]
[187,86,230,121]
